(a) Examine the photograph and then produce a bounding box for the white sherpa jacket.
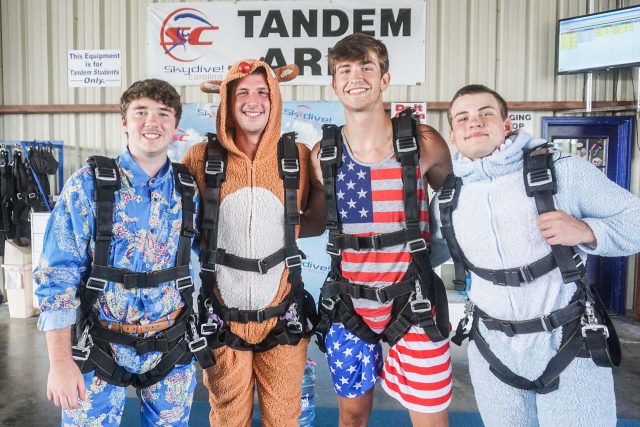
[433,130,640,380]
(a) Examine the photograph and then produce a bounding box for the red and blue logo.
[160,8,219,63]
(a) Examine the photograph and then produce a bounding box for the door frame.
[541,116,635,315]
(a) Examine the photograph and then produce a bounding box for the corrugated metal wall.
[2,0,638,170]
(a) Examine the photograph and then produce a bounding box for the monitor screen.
[557,5,640,74]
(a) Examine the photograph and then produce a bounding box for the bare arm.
[299,143,326,238]
[418,124,453,191]
[45,328,86,409]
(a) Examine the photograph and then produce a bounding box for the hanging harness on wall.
[196,132,318,352]
[314,108,449,351]
[10,149,46,246]
[71,156,215,389]
[440,144,621,394]
[0,146,15,255]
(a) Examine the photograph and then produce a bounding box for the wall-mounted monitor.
[557,5,640,74]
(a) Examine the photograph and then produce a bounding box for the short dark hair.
[448,84,508,126]
[328,33,389,77]
[120,79,182,123]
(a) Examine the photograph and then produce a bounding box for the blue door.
[542,117,634,315]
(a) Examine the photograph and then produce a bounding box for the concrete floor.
[0,303,639,426]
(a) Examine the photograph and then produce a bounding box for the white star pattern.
[346,180,356,190]
[333,342,340,350]
[337,171,346,181]
[357,189,367,199]
[343,348,353,357]
[340,377,349,385]
[356,170,366,180]
[359,207,369,217]
[334,359,344,368]
[339,209,348,218]
[354,381,363,390]
[362,355,371,366]
[336,190,345,200]
[347,161,355,171]
[347,199,357,209]
[347,365,357,374]
[355,352,363,361]
[327,348,333,356]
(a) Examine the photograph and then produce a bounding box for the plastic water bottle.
[299,358,316,427]
[458,272,472,296]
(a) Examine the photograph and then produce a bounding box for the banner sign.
[509,111,534,135]
[147,0,426,86]
[391,102,427,124]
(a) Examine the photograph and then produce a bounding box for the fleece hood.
[200,59,298,162]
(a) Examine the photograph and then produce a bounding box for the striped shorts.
[325,323,452,413]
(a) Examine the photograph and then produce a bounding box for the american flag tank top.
[335,132,430,334]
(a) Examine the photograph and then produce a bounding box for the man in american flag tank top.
[309,34,454,427]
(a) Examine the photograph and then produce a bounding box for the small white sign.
[68,50,121,87]
[509,111,534,135]
[391,102,428,124]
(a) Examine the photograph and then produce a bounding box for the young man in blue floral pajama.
[34,79,199,426]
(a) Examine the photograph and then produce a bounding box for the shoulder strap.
[438,173,467,290]
[200,133,227,277]
[318,124,342,232]
[171,162,197,268]
[87,156,120,268]
[278,131,303,283]
[523,145,585,283]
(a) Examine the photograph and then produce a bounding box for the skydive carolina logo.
[283,105,332,123]
[160,8,219,63]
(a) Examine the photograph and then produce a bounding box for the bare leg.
[409,409,448,427]
[338,388,374,427]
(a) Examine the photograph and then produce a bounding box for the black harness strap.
[0,147,15,253]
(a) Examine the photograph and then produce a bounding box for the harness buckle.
[188,336,208,353]
[581,324,609,339]
[321,298,336,311]
[281,158,300,174]
[286,320,304,334]
[177,173,195,188]
[573,253,585,269]
[325,242,341,257]
[519,265,534,283]
[408,238,427,253]
[318,146,338,162]
[205,159,224,175]
[285,255,302,269]
[257,259,268,275]
[72,326,94,362]
[410,298,432,314]
[200,322,218,336]
[375,287,385,304]
[369,235,383,250]
[395,136,417,153]
[86,277,108,292]
[176,277,193,290]
[256,309,266,323]
[95,167,117,182]
[28,193,37,199]
[438,188,455,204]
[540,314,553,333]
[16,192,23,200]
[526,169,553,188]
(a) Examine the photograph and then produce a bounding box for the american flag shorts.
[325,323,453,413]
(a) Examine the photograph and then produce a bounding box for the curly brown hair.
[120,79,182,123]
[328,33,389,77]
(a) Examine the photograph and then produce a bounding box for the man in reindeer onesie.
[436,84,640,426]
[181,59,323,426]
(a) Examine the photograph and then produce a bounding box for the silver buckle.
[188,336,207,353]
[281,158,299,173]
[374,287,385,304]
[319,146,337,162]
[410,298,432,314]
[573,253,585,269]
[581,324,609,339]
[287,320,303,334]
[285,255,302,268]
[256,309,266,323]
[438,188,455,204]
[257,260,267,275]
[176,276,193,290]
[86,277,108,292]
[325,242,341,256]
[200,322,218,336]
[205,159,224,175]
[526,169,552,187]
[519,265,534,283]
[321,298,335,311]
[540,314,552,333]
[177,173,195,187]
[408,238,427,253]
[395,137,417,153]
[95,167,117,182]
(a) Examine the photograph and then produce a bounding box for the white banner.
[147,1,426,86]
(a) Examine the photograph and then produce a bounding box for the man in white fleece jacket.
[435,84,640,426]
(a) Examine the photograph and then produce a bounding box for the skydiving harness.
[0,146,15,254]
[72,156,215,389]
[440,144,621,394]
[315,108,449,351]
[197,132,318,352]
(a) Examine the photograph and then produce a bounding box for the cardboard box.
[2,240,36,318]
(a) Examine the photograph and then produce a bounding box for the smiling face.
[230,72,271,138]
[449,92,513,160]
[121,97,177,160]
[331,51,390,113]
